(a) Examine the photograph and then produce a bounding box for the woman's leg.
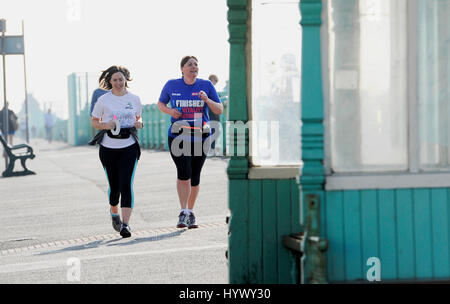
[169,136,192,210]
[99,145,122,232]
[177,179,191,210]
[187,185,199,210]
[118,144,139,226]
[188,141,208,210]
[99,146,120,208]
[185,140,207,229]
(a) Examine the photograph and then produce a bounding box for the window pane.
[418,0,450,169]
[328,0,408,172]
[251,0,302,166]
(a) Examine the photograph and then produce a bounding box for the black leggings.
[99,143,139,208]
[168,136,208,186]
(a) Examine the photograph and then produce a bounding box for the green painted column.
[227,0,250,283]
[299,0,328,283]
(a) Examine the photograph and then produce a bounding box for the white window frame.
[322,0,450,190]
[247,0,303,178]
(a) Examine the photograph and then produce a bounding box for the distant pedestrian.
[44,109,55,143]
[0,102,19,146]
[89,65,143,238]
[208,74,221,155]
[158,56,223,229]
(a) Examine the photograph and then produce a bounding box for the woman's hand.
[104,120,116,130]
[134,121,143,129]
[199,90,223,115]
[199,90,208,102]
[171,108,182,119]
[158,101,182,119]
[92,117,115,130]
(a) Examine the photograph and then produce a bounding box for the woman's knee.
[178,178,191,185]
[191,174,201,187]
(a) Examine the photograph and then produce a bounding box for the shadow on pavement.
[107,230,186,247]
[35,230,186,256]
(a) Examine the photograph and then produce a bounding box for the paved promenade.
[0,138,229,284]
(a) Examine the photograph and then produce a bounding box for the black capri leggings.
[168,136,209,187]
[99,143,139,208]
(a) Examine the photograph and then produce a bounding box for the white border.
[248,166,300,179]
[325,172,450,190]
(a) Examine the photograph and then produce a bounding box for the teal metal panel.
[321,190,326,239]
[248,180,263,283]
[137,128,143,145]
[154,106,161,149]
[150,104,156,148]
[324,188,450,282]
[230,178,302,284]
[262,180,278,283]
[378,190,398,280]
[164,115,171,151]
[325,191,346,281]
[431,188,450,278]
[277,180,295,283]
[413,189,433,279]
[159,112,164,149]
[290,179,301,282]
[395,189,415,279]
[291,179,301,233]
[228,179,249,284]
[142,104,150,148]
[360,190,379,277]
[343,191,362,280]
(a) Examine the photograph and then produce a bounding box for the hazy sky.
[1,0,229,119]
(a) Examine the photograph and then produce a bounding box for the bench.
[0,134,36,177]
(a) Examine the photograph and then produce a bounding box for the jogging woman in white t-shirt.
[91,66,143,238]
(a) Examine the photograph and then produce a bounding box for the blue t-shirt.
[159,78,221,139]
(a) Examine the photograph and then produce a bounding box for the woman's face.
[181,58,199,79]
[110,72,126,91]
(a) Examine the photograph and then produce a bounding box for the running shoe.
[187,213,198,229]
[177,212,188,228]
[120,224,131,238]
[111,212,122,232]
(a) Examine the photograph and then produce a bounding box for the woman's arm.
[158,101,181,118]
[91,117,115,130]
[199,91,223,115]
[134,115,143,129]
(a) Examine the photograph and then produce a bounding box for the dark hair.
[180,56,198,69]
[98,66,132,90]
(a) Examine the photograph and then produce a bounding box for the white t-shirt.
[91,91,143,149]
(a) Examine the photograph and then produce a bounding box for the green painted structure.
[226,0,450,284]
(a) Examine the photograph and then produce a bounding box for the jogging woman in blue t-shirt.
[158,56,223,229]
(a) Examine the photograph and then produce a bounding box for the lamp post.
[1,19,8,169]
[22,21,29,143]
[0,19,28,170]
